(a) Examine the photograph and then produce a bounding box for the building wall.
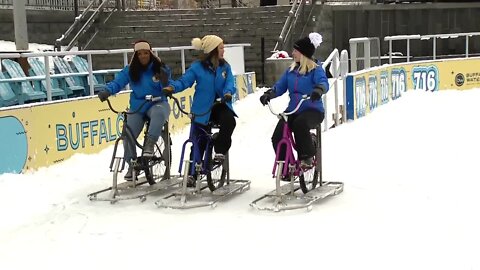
[0,9,75,47]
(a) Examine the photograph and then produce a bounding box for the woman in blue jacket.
[97,40,172,180]
[259,33,328,169]
[164,35,236,162]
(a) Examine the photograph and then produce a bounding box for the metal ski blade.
[156,179,250,209]
[304,182,344,201]
[250,181,344,212]
[88,176,182,203]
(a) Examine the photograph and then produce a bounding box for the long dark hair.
[129,40,167,83]
[199,47,227,70]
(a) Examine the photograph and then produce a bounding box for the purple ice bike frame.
[170,96,222,176]
[268,96,311,179]
[178,123,215,176]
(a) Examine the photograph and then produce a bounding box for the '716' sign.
[412,66,439,91]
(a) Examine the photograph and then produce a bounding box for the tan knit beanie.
[191,35,223,54]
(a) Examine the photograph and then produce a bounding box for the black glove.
[97,90,110,102]
[163,86,174,97]
[223,93,232,102]
[310,85,326,101]
[259,89,275,106]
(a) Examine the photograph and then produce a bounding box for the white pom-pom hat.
[293,32,323,59]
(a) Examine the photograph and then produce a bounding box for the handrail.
[385,31,480,62]
[65,0,113,51]
[273,0,305,52]
[349,37,381,72]
[283,0,305,51]
[54,0,97,50]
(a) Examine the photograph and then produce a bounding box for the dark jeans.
[271,109,325,161]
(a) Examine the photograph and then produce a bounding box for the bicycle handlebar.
[170,95,223,119]
[267,95,309,117]
[105,94,163,115]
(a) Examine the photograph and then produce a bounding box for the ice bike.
[88,95,180,203]
[250,95,344,212]
[156,96,250,209]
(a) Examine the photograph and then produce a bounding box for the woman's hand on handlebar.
[162,86,174,97]
[97,90,111,102]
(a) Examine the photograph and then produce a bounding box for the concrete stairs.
[87,6,297,83]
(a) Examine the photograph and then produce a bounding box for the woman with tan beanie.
[163,35,237,163]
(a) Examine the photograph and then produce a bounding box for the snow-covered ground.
[1,88,479,270]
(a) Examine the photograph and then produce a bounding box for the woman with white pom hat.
[259,32,329,170]
[163,35,236,163]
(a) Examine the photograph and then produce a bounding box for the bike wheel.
[299,133,319,193]
[146,130,171,185]
[206,147,226,191]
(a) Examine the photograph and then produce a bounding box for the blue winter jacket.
[170,60,237,125]
[105,62,172,113]
[271,62,329,114]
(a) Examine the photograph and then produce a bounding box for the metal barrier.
[273,0,306,53]
[349,37,381,72]
[385,32,480,62]
[321,48,349,131]
[0,43,251,102]
[0,0,255,10]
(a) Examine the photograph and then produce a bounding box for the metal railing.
[0,0,109,10]
[385,32,480,63]
[0,43,251,101]
[0,0,255,10]
[349,37,381,72]
[321,48,349,131]
[273,0,306,53]
[55,0,116,51]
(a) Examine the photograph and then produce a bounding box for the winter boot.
[124,166,137,181]
[300,157,313,170]
[142,136,157,157]
[213,153,225,163]
[186,175,197,188]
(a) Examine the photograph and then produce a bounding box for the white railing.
[0,43,251,101]
[349,37,381,72]
[385,32,480,63]
[321,48,349,132]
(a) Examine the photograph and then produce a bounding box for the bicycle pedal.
[186,176,196,187]
[213,153,225,163]
[300,164,314,170]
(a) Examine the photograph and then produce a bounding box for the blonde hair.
[289,54,318,75]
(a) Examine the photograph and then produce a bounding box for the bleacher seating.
[1,59,47,104]
[52,56,86,97]
[0,72,19,107]
[27,57,67,99]
[71,56,106,92]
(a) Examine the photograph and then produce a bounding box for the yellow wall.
[346,57,480,120]
[0,72,256,173]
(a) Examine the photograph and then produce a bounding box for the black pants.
[192,103,236,158]
[271,109,325,161]
[210,103,236,154]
